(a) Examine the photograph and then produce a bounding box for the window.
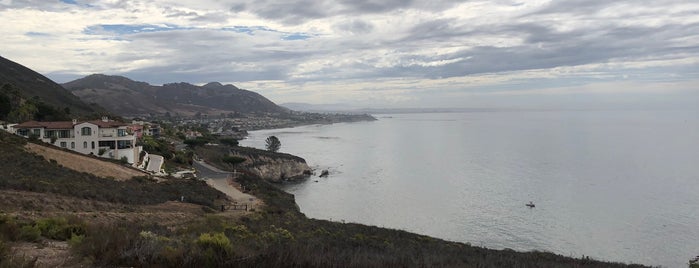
[17,129,28,136]
[118,129,127,137]
[71,142,75,149]
[45,130,56,138]
[91,141,95,149]
[81,127,91,136]
[83,141,87,149]
[58,130,71,138]
[60,142,66,148]
[32,129,41,136]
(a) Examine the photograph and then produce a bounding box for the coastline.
[237,113,665,267]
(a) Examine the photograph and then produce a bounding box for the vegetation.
[218,137,239,146]
[0,131,224,208]
[265,136,281,152]
[0,56,103,117]
[0,84,72,122]
[184,137,210,147]
[222,155,246,165]
[138,136,172,158]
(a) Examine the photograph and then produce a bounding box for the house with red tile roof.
[13,117,142,166]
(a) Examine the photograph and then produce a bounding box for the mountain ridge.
[64,74,288,116]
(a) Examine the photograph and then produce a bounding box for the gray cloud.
[227,0,468,25]
[333,19,375,35]
[3,0,699,107]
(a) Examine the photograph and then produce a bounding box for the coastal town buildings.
[11,117,142,166]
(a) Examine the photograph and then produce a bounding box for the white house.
[13,117,142,166]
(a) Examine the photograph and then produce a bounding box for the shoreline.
[236,114,659,267]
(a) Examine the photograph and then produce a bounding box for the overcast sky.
[1,0,698,109]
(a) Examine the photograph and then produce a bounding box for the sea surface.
[241,110,699,267]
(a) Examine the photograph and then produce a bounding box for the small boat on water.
[526,201,535,208]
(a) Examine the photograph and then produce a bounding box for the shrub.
[183,138,208,147]
[222,156,246,165]
[35,217,85,241]
[196,232,232,254]
[219,138,239,146]
[19,225,40,242]
[0,215,20,241]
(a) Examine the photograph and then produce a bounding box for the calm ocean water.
[241,110,699,267]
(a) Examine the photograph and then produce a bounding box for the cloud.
[0,0,698,108]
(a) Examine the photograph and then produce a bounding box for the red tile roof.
[85,120,128,128]
[14,119,128,129]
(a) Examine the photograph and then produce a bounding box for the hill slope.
[64,74,288,116]
[0,55,102,117]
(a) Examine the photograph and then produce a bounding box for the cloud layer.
[1,0,698,108]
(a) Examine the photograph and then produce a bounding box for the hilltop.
[64,74,288,117]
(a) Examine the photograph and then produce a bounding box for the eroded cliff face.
[196,145,312,182]
[229,148,311,182]
[244,155,311,182]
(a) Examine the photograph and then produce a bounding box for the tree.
[265,136,281,152]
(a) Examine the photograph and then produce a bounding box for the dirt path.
[193,160,260,206]
[25,143,147,181]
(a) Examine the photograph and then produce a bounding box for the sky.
[1,0,699,109]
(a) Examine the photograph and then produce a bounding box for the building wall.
[14,122,140,166]
[74,123,99,155]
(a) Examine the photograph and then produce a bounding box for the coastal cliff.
[196,145,311,182]
[231,148,312,182]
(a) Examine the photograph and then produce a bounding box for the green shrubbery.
[222,155,246,165]
[0,215,85,243]
[218,138,239,147]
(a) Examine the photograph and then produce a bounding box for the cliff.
[234,152,312,182]
[196,145,311,182]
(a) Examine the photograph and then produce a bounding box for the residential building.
[13,117,142,166]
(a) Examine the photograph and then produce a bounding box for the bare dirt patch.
[25,143,147,181]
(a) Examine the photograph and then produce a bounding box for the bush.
[222,156,246,165]
[219,138,239,147]
[19,225,40,242]
[35,217,85,241]
[184,138,209,147]
[196,232,232,254]
[0,215,20,241]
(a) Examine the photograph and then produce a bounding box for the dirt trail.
[193,160,260,207]
[25,143,147,181]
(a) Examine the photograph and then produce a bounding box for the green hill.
[0,55,104,121]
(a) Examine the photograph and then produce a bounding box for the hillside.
[24,143,147,181]
[0,56,102,117]
[64,74,288,116]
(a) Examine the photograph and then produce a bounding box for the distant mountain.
[280,102,358,112]
[0,55,103,117]
[64,74,289,116]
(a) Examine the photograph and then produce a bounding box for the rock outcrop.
[229,147,311,182]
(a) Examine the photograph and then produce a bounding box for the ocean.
[240,110,699,267]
